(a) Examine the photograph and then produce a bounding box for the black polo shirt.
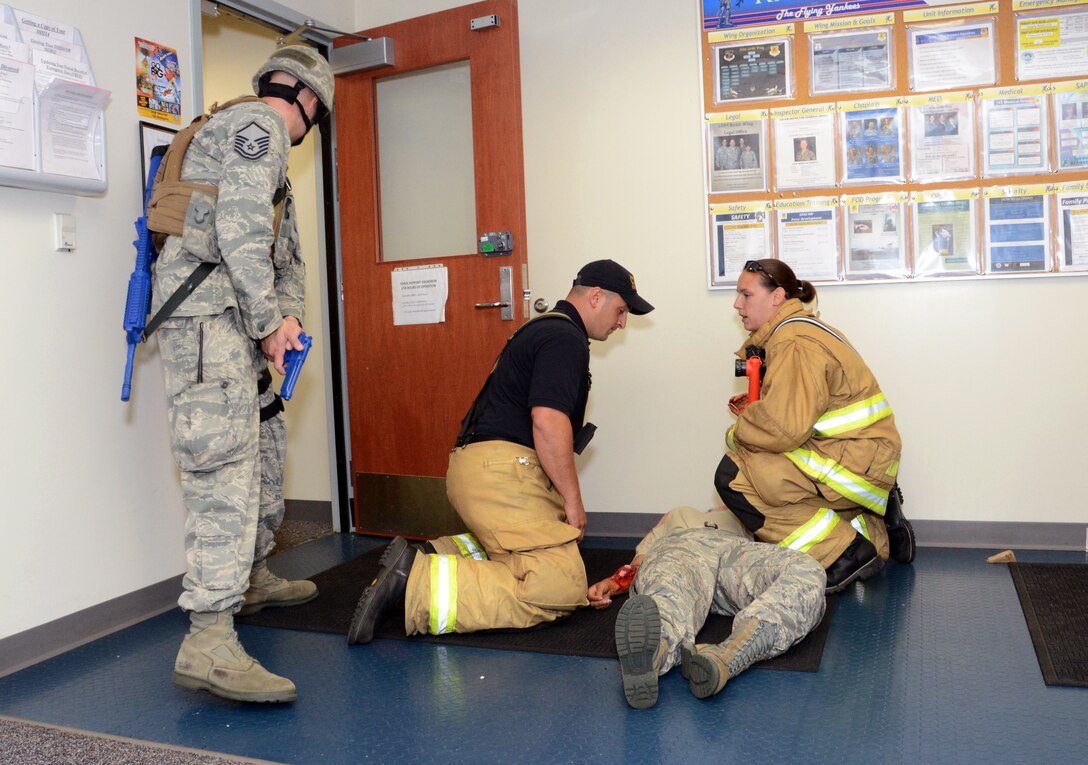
[469,300,591,449]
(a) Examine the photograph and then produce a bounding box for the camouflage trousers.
[159,311,287,614]
[632,527,826,674]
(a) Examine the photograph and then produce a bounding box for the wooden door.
[334,0,528,537]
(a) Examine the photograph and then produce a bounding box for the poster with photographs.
[1017,8,1088,83]
[984,186,1051,274]
[709,201,773,288]
[980,87,1048,177]
[843,192,908,279]
[1055,182,1088,272]
[907,20,996,93]
[1054,88,1088,172]
[772,105,836,190]
[842,103,903,184]
[707,111,767,194]
[908,93,975,182]
[774,197,841,282]
[809,27,893,96]
[911,189,980,278]
[714,38,792,104]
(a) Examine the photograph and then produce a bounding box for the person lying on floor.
[587,505,826,709]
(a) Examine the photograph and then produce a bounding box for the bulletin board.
[0,4,109,196]
[700,0,1088,289]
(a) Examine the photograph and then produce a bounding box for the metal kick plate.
[354,473,464,539]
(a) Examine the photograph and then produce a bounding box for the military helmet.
[252,44,334,115]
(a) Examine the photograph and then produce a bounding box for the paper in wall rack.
[0,4,110,196]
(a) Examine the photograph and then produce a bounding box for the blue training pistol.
[281,333,312,401]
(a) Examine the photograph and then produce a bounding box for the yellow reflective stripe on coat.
[785,448,890,514]
[452,533,488,560]
[428,555,458,635]
[779,508,840,553]
[813,394,892,437]
[851,514,870,541]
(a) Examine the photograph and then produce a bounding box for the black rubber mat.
[238,545,836,672]
[1009,563,1088,687]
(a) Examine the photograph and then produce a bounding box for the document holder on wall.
[0,4,108,196]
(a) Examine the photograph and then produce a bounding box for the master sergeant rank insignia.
[235,122,271,160]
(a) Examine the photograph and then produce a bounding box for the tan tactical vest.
[146,95,286,250]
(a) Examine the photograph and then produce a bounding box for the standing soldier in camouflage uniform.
[587,506,826,709]
[151,45,334,703]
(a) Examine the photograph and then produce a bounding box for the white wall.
[354,0,1088,531]
[1,0,337,642]
[6,0,1085,644]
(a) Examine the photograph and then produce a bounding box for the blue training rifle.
[120,145,166,402]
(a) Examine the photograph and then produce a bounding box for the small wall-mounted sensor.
[470,14,500,30]
[54,213,75,253]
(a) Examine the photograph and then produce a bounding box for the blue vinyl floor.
[1,536,1086,765]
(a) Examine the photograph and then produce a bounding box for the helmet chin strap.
[258,78,315,145]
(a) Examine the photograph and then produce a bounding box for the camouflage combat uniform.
[153,100,304,615]
[631,506,827,674]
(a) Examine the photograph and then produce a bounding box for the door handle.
[475,266,514,320]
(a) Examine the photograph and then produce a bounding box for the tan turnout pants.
[403,441,587,635]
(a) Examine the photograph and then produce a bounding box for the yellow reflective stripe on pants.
[779,508,840,553]
[851,514,870,540]
[452,533,488,560]
[428,555,458,635]
[786,448,890,515]
[813,394,892,437]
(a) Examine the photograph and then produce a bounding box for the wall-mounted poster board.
[0,4,109,196]
[698,0,1088,289]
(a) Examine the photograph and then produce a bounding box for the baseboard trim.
[2,515,1082,678]
[0,574,182,679]
[586,513,1087,551]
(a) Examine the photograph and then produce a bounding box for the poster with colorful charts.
[983,185,1051,274]
[980,86,1049,177]
[707,110,768,194]
[1053,83,1088,172]
[709,200,773,288]
[907,91,976,183]
[1053,181,1088,273]
[713,38,792,104]
[771,103,836,191]
[911,189,980,278]
[843,192,908,279]
[774,196,841,282]
[841,99,904,184]
[1017,7,1088,83]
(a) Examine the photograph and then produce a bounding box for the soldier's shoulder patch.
[234,121,271,160]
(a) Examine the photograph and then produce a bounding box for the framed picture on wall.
[713,39,792,104]
[138,120,176,189]
[707,110,768,194]
[809,28,894,96]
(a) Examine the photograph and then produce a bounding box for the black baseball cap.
[572,259,654,315]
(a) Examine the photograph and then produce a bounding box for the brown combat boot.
[615,594,668,709]
[173,612,297,703]
[238,559,318,616]
[682,617,774,699]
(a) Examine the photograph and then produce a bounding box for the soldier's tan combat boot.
[238,559,318,616]
[681,617,774,699]
[173,612,297,703]
[615,594,667,709]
